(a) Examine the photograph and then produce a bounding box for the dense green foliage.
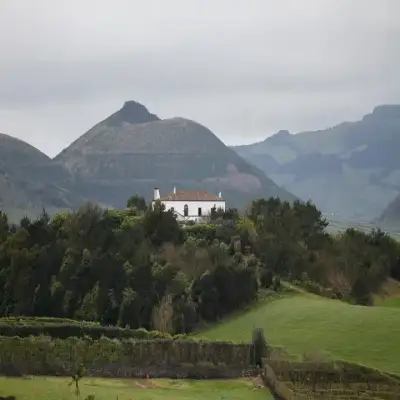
[0,195,399,336]
[0,200,261,334]
[247,198,400,305]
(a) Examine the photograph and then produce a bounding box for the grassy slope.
[376,297,400,308]
[0,377,271,400]
[374,278,400,308]
[196,292,400,375]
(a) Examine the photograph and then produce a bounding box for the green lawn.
[375,297,400,308]
[0,376,271,400]
[197,293,400,375]
[374,278,400,308]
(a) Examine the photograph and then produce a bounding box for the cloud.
[0,0,399,156]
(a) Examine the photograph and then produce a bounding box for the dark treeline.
[0,196,399,334]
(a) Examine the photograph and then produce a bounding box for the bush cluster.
[290,273,338,300]
[183,224,217,243]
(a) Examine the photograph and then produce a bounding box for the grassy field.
[0,376,271,400]
[374,278,400,308]
[197,292,400,375]
[375,297,400,308]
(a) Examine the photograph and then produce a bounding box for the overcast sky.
[0,0,399,157]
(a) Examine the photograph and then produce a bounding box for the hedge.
[0,336,253,370]
[0,322,174,340]
[183,224,217,242]
[0,317,99,326]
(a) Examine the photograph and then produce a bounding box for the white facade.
[151,187,226,222]
[161,199,226,222]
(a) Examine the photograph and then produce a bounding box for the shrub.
[260,269,274,288]
[272,276,281,291]
[252,328,268,367]
[183,224,217,242]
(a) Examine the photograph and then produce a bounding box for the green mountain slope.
[55,101,296,209]
[232,105,400,220]
[197,292,400,374]
[0,133,82,221]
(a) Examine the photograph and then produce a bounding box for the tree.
[126,195,147,212]
[68,364,87,400]
[260,268,273,288]
[0,193,398,331]
[152,294,174,333]
[143,201,183,246]
[75,282,100,321]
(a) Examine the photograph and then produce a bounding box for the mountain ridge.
[232,104,400,221]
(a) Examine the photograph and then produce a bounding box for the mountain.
[377,194,400,229]
[232,105,400,220]
[55,101,296,209]
[0,133,82,221]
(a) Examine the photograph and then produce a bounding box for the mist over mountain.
[232,105,400,222]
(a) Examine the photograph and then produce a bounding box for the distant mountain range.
[0,101,295,221]
[3,102,400,227]
[232,105,400,227]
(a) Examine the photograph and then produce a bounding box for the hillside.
[0,133,82,221]
[232,105,400,221]
[378,193,400,229]
[55,101,296,209]
[197,292,400,375]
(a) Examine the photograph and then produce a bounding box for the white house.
[152,187,226,222]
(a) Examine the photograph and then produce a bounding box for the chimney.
[218,191,222,199]
[173,186,176,194]
[154,187,160,200]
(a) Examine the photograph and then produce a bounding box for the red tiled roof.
[159,190,223,201]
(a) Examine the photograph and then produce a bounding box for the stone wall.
[261,358,400,400]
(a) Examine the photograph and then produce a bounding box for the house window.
[184,204,188,217]
[198,207,202,216]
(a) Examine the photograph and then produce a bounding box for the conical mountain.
[55,101,296,208]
